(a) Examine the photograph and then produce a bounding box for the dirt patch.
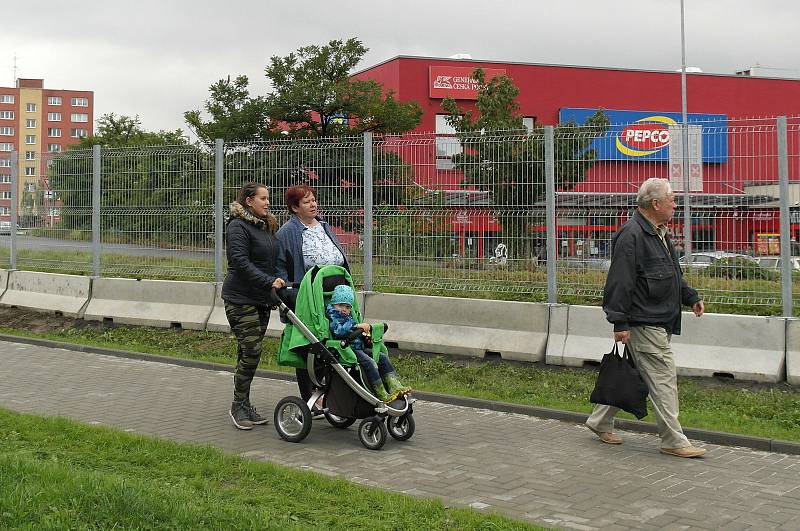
[0,306,86,333]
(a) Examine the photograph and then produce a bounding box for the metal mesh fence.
[1,114,798,315]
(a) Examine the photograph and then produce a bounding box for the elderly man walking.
[586,178,706,458]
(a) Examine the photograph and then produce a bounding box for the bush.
[704,257,777,281]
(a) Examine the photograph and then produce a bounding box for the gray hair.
[637,178,672,209]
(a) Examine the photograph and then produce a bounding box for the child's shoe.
[383,372,412,401]
[370,380,391,402]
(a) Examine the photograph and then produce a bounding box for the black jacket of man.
[603,210,700,335]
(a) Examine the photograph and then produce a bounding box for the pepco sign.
[559,108,728,162]
[616,115,676,156]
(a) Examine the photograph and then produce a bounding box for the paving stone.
[1,340,800,530]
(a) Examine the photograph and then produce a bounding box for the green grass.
[0,408,537,530]
[3,322,799,443]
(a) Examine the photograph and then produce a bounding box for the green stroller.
[270,265,415,450]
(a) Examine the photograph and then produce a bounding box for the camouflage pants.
[225,302,271,402]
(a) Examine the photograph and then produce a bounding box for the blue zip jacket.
[275,215,350,283]
[326,304,364,350]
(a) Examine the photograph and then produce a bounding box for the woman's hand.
[271,278,285,289]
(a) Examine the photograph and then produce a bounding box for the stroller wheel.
[358,417,387,450]
[324,410,356,429]
[273,396,312,443]
[387,414,415,441]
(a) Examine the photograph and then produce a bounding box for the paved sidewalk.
[1,340,799,530]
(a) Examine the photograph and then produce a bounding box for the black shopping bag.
[590,343,649,419]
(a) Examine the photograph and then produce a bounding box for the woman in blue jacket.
[276,184,349,407]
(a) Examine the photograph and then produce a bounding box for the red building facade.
[354,57,800,258]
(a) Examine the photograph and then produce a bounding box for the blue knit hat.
[330,284,354,306]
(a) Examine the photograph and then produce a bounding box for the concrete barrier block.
[83,278,215,330]
[546,305,613,367]
[782,319,800,385]
[0,271,91,317]
[206,283,284,336]
[0,269,8,298]
[673,313,785,383]
[362,292,549,362]
[545,305,785,382]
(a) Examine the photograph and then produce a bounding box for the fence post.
[91,144,101,277]
[777,116,792,317]
[362,132,373,292]
[9,150,17,270]
[544,126,557,304]
[214,139,224,283]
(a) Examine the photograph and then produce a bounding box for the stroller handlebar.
[269,284,301,306]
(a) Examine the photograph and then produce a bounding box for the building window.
[48,96,62,105]
[26,103,37,112]
[0,111,13,119]
[0,95,13,104]
[0,176,10,184]
[0,159,10,168]
[48,144,62,153]
[1,192,11,199]
[25,135,36,145]
[25,167,35,177]
[0,207,9,215]
[70,128,88,138]
[48,128,62,137]
[47,112,62,121]
[522,117,536,133]
[71,97,89,107]
[26,119,37,128]
[0,143,12,151]
[71,113,88,123]
[23,183,35,193]
[0,127,13,136]
[435,114,462,170]
[25,151,36,160]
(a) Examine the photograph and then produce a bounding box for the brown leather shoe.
[587,425,623,444]
[660,446,706,458]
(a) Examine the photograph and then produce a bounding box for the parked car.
[755,256,800,271]
[678,251,757,271]
[0,221,19,235]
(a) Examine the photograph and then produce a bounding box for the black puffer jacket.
[221,202,281,306]
[603,210,700,335]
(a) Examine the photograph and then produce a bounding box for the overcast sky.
[3,0,798,138]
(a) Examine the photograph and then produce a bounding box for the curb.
[2,332,798,456]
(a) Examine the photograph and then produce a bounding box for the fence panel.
[372,130,548,298]
[98,145,215,280]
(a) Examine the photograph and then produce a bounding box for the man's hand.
[614,331,630,344]
[692,300,705,317]
[271,278,285,289]
[356,323,371,333]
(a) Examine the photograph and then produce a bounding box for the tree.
[184,75,273,148]
[442,68,609,259]
[264,38,422,137]
[77,113,187,147]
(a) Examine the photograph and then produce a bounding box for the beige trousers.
[586,325,690,449]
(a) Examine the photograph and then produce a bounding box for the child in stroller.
[272,265,415,450]
[326,284,411,403]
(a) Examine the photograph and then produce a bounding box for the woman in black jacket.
[222,182,285,430]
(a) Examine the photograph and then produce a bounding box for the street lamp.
[680,0,692,262]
